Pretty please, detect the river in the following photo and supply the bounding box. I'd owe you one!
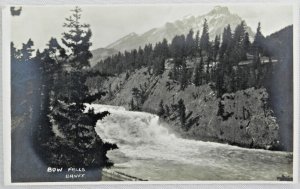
[88,104,293,181]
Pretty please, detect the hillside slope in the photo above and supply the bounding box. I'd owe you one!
[87,67,280,150]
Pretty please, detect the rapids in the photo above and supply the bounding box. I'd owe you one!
[87,104,293,181]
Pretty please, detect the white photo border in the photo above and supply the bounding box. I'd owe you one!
[1,0,299,187]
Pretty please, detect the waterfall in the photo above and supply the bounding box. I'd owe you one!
[86,104,292,181]
[90,104,176,144]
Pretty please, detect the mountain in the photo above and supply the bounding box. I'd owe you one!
[90,6,255,67]
[90,48,118,67]
[106,6,254,52]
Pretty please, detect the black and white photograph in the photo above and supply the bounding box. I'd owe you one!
[3,2,296,183]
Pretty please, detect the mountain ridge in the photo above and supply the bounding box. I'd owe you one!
[105,6,254,51]
[91,6,255,66]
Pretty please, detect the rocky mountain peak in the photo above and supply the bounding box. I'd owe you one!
[208,6,230,15]
[92,6,255,65]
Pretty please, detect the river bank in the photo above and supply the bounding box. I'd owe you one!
[87,67,286,150]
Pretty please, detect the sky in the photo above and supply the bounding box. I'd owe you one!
[11,4,293,51]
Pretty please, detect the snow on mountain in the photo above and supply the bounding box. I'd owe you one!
[105,6,254,52]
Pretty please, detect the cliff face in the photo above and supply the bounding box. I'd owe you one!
[89,67,280,150]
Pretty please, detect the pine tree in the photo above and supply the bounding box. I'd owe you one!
[46,7,116,168]
[131,87,141,109]
[231,21,246,64]
[206,42,214,83]
[220,25,232,61]
[200,56,205,85]
[169,63,178,81]
[253,55,263,87]
[200,18,210,55]
[185,29,194,57]
[243,32,250,60]
[132,87,140,100]
[158,100,165,116]
[11,39,37,113]
[213,35,220,62]
[11,39,36,121]
[62,7,92,70]
[251,22,266,89]
[35,38,63,151]
[194,62,202,86]
[170,35,186,64]
[178,99,186,129]
[252,22,265,55]
[161,38,170,59]
[11,42,19,88]
[20,39,34,63]
[153,57,165,75]
[216,64,225,97]
[136,46,144,69]
[193,30,200,57]
[180,61,188,90]
[216,27,229,97]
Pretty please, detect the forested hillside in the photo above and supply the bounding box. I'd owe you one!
[90,22,293,151]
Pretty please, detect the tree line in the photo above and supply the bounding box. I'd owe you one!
[95,19,274,97]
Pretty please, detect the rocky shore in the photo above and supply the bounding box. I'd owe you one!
[87,67,282,150]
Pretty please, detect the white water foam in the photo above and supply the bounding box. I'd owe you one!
[86,104,292,181]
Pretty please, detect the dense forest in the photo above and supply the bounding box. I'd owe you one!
[94,19,281,97]
[11,7,117,169]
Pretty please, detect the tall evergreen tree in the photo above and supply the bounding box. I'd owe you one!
[170,35,186,64]
[62,7,92,70]
[180,61,188,90]
[231,21,246,64]
[200,18,210,54]
[20,39,34,63]
[178,99,186,129]
[252,22,265,55]
[213,35,220,62]
[220,25,232,61]
[243,32,250,59]
[158,100,165,116]
[161,38,170,59]
[193,30,200,57]
[194,62,202,86]
[193,56,204,86]
[45,7,116,168]
[185,29,194,57]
